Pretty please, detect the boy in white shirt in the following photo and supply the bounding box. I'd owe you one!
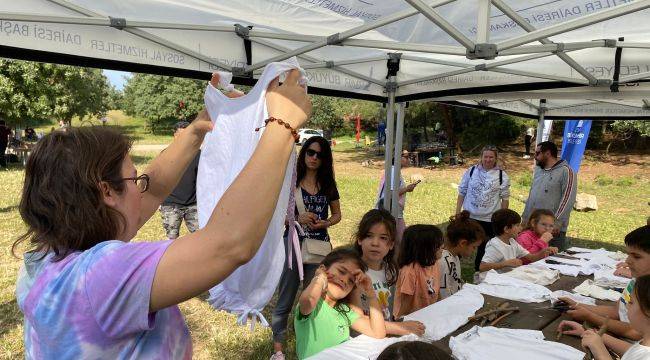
[479,209,552,272]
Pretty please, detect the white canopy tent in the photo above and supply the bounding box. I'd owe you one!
[2,0,649,214]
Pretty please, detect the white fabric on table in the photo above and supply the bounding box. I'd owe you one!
[305,334,421,360]
[594,269,630,289]
[403,287,484,341]
[531,250,620,277]
[450,326,585,360]
[465,270,551,303]
[197,58,305,329]
[573,279,621,302]
[622,342,650,360]
[550,290,596,305]
[506,265,560,286]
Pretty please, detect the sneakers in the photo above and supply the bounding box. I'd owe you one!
[270,351,285,360]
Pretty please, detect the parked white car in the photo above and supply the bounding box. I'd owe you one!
[297,128,324,145]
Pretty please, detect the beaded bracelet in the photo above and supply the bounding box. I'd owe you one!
[255,116,299,141]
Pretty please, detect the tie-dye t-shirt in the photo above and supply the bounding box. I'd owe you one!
[16,240,191,359]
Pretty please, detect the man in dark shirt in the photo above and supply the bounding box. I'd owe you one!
[0,120,11,168]
[159,121,200,239]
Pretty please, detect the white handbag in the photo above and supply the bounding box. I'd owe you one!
[294,187,332,264]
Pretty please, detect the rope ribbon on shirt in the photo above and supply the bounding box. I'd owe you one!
[286,154,305,280]
[236,308,270,331]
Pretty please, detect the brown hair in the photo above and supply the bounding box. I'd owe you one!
[13,127,132,261]
[354,208,398,286]
[526,208,555,231]
[491,209,521,236]
[446,210,486,246]
[398,224,444,268]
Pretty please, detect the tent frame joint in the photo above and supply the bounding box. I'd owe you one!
[467,43,497,60]
[475,63,487,71]
[552,42,565,54]
[327,33,341,45]
[325,61,335,69]
[109,16,126,30]
[604,39,618,48]
[592,79,613,87]
[234,24,251,39]
[385,81,398,92]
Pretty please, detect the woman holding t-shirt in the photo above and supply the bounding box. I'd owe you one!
[13,71,311,358]
[454,145,511,272]
[271,135,342,360]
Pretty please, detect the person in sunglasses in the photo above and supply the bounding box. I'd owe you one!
[271,135,341,360]
[13,70,311,359]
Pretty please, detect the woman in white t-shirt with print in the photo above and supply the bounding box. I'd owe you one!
[455,145,510,272]
[352,209,425,336]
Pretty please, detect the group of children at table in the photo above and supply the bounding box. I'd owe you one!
[291,204,650,360]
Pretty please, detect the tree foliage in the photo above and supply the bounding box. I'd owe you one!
[0,59,111,126]
[122,74,204,132]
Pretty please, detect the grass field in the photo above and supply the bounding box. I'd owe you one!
[0,122,648,359]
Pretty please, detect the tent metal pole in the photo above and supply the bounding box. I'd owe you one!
[341,39,466,56]
[248,37,385,86]
[404,0,476,50]
[383,83,396,213]
[497,0,650,51]
[535,100,546,146]
[618,42,650,49]
[488,68,591,85]
[491,0,598,84]
[391,103,406,216]
[244,0,457,72]
[41,0,234,71]
[476,0,492,44]
[498,41,606,56]
[520,100,540,111]
[398,68,476,87]
[398,52,561,87]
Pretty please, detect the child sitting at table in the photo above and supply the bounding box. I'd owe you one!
[351,209,426,336]
[439,210,485,299]
[294,247,386,359]
[561,225,650,341]
[393,224,444,319]
[479,209,553,272]
[516,208,559,258]
[558,274,650,359]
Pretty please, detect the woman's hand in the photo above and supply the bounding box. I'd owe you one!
[540,232,554,243]
[548,246,559,255]
[557,320,585,337]
[297,212,318,226]
[210,72,245,98]
[266,69,311,130]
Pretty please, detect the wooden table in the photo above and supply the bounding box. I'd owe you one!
[432,274,616,354]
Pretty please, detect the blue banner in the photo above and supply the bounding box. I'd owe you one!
[561,120,592,173]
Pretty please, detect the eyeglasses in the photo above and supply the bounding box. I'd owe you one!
[110,174,150,193]
[305,149,322,159]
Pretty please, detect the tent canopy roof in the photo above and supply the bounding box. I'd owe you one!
[2,0,650,118]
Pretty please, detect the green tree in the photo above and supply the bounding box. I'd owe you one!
[0,60,112,127]
[307,95,343,132]
[123,74,205,132]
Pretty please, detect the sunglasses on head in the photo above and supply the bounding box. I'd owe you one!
[305,149,322,159]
